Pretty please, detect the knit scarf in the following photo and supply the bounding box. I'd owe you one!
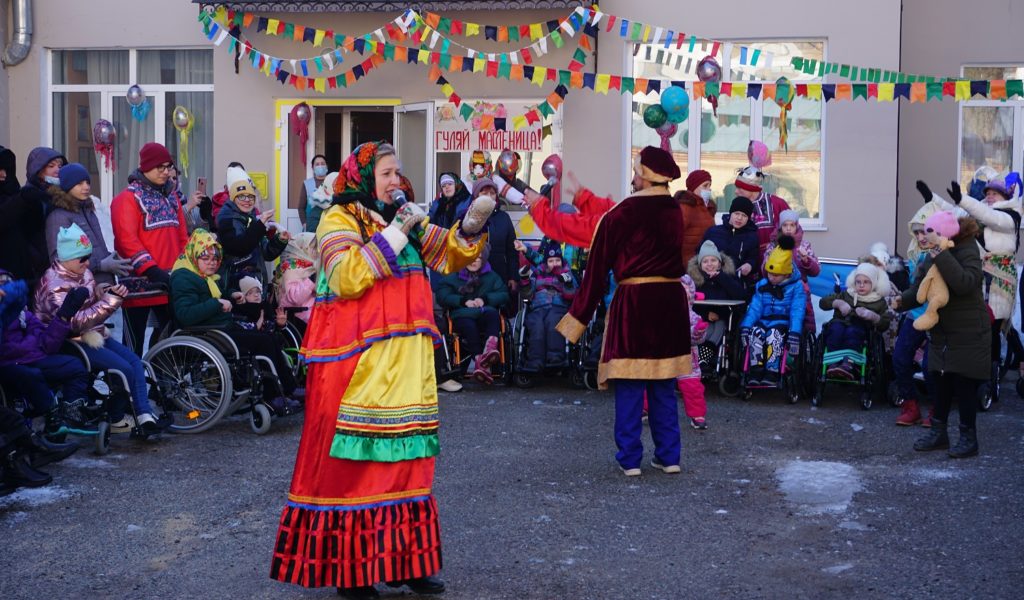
[457,263,491,295]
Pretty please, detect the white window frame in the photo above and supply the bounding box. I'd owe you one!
[46,48,215,205]
[625,39,828,229]
[957,64,1024,181]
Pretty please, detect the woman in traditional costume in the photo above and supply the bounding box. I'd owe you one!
[270,142,492,599]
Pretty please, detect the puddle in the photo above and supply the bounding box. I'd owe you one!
[776,460,863,515]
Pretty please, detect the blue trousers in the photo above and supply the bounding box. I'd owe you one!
[892,316,930,401]
[824,320,868,353]
[614,379,680,469]
[81,338,153,419]
[0,355,89,416]
[523,305,568,372]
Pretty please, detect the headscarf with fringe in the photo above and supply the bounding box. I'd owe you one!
[172,229,223,299]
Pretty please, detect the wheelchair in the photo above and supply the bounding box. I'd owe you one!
[436,308,514,385]
[509,297,589,389]
[690,300,747,397]
[144,317,300,435]
[0,340,162,455]
[809,320,887,410]
[730,327,815,404]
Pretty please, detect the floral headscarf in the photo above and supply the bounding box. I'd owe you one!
[172,229,223,299]
[333,141,388,206]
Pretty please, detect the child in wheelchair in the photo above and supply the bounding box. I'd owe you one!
[232,276,288,334]
[688,240,746,374]
[520,243,578,374]
[34,224,169,436]
[739,237,806,386]
[0,270,92,438]
[170,229,301,414]
[435,246,510,384]
[818,262,891,380]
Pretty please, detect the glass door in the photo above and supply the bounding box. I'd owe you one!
[393,102,435,206]
[106,90,158,197]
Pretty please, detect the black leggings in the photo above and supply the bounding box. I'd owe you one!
[931,372,981,429]
[222,329,297,396]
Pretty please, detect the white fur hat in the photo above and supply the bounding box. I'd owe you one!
[846,262,891,297]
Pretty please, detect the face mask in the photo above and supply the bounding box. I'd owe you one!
[44,175,60,186]
[313,165,328,178]
[699,189,713,202]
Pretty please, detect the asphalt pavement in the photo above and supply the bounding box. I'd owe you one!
[3,376,1023,599]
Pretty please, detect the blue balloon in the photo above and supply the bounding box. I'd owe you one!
[666,105,689,124]
[660,85,689,115]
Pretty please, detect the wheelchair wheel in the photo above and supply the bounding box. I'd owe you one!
[718,373,741,397]
[94,421,110,455]
[250,403,273,434]
[145,337,233,434]
[583,371,599,391]
[570,369,585,389]
[513,372,535,388]
[977,383,994,412]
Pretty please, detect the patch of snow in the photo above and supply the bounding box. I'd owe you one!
[850,423,864,432]
[62,457,117,469]
[0,485,76,509]
[838,521,869,531]
[3,511,29,526]
[126,524,143,532]
[714,509,728,514]
[909,467,960,483]
[773,435,783,440]
[532,400,544,405]
[776,460,863,515]
[802,417,826,425]
[822,563,854,575]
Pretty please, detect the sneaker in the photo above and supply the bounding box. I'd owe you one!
[826,364,851,380]
[110,416,135,433]
[690,417,708,430]
[479,336,500,368]
[136,413,164,435]
[438,379,463,393]
[651,460,681,474]
[620,465,642,477]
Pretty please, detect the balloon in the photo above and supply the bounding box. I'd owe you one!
[748,141,772,169]
[294,102,311,124]
[126,85,146,107]
[541,154,562,181]
[172,106,190,129]
[656,122,677,152]
[642,104,667,129]
[696,56,722,83]
[665,105,689,124]
[93,120,115,145]
[660,85,689,116]
[775,76,796,108]
[496,149,521,179]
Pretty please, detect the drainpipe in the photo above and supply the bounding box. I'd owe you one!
[2,0,33,67]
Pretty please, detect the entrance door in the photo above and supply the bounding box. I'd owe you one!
[393,102,434,206]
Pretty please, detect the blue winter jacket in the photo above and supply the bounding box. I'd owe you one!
[740,273,806,335]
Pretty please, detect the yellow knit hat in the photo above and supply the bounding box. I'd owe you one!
[765,235,795,276]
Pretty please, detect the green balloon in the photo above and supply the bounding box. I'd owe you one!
[643,104,668,129]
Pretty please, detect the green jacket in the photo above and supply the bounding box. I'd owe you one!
[436,268,510,320]
[819,290,890,331]
[170,269,232,329]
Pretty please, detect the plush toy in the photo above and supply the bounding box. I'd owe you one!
[913,211,958,331]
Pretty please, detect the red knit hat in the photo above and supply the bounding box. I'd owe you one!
[139,142,173,172]
[634,146,680,183]
[685,169,711,192]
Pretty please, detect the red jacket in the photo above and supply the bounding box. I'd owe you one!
[111,173,188,308]
[529,187,615,249]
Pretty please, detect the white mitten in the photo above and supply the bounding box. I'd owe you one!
[461,194,496,235]
[833,299,852,315]
[854,307,880,323]
[491,173,525,205]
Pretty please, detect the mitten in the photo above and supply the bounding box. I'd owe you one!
[786,332,801,356]
[99,255,133,277]
[946,181,962,204]
[855,306,881,323]
[379,202,427,254]
[198,196,213,224]
[57,287,90,320]
[915,180,932,204]
[832,298,852,316]
[143,266,170,288]
[560,271,573,284]
[461,194,496,235]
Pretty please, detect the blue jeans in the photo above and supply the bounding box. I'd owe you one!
[0,355,89,416]
[81,338,153,418]
[614,379,680,469]
[892,316,929,401]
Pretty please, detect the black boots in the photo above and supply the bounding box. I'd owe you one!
[914,419,949,451]
[387,576,446,595]
[948,425,979,458]
[3,449,53,490]
[336,586,379,599]
[23,432,79,468]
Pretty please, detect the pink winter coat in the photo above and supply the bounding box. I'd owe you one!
[35,261,122,343]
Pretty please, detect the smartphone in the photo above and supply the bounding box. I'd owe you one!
[197,176,208,196]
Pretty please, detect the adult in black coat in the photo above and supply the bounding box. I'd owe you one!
[700,197,760,290]
[1,146,67,284]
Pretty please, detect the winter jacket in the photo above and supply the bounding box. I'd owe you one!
[170,269,232,329]
[436,266,509,321]
[278,277,316,323]
[676,190,717,265]
[482,209,519,286]
[933,192,1021,320]
[34,262,121,343]
[901,219,990,380]
[111,170,188,308]
[13,148,66,285]
[740,273,806,335]
[700,215,760,283]
[0,290,72,367]
[45,188,115,286]
[751,193,792,254]
[428,172,471,230]
[686,254,745,301]
[762,224,820,333]
[215,200,288,293]
[818,290,890,331]
[0,146,48,283]
[528,267,577,311]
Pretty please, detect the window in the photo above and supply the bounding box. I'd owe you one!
[629,40,826,222]
[48,49,214,205]
[959,66,1024,186]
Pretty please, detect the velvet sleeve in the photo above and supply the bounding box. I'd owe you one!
[556,210,614,342]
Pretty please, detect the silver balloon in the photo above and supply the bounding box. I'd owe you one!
[172,107,190,129]
[126,84,146,107]
[696,56,723,84]
[294,103,311,124]
[93,120,115,145]
[496,149,520,179]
